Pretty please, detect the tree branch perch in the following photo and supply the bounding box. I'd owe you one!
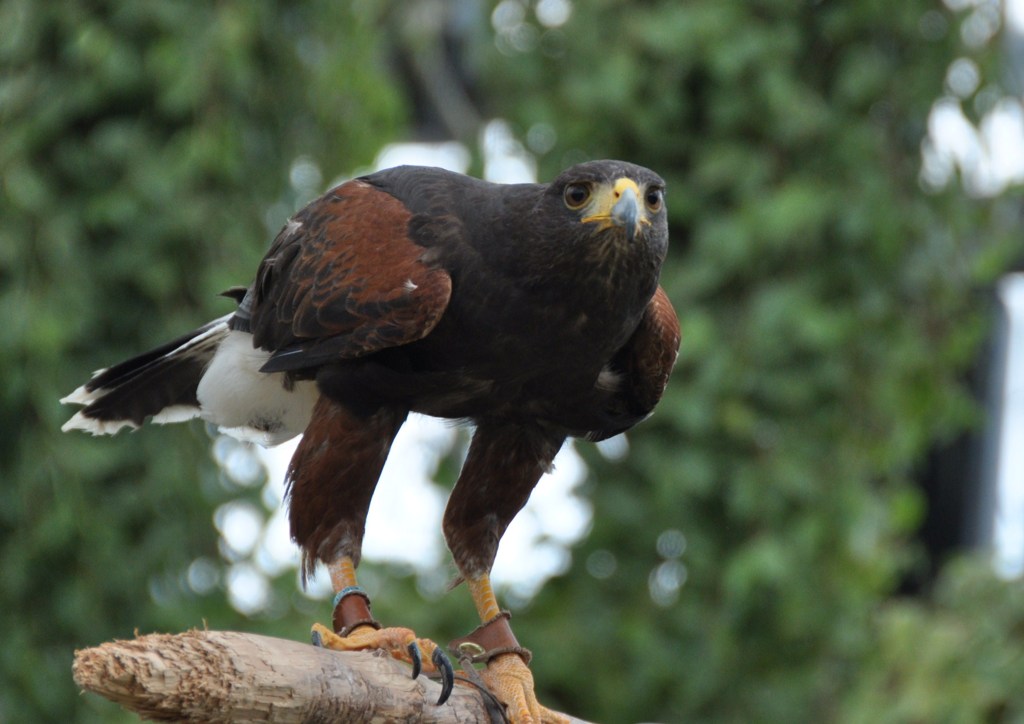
[73,630,590,723]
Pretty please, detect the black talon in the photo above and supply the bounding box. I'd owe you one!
[432,646,454,705]
[408,641,422,681]
[311,630,324,648]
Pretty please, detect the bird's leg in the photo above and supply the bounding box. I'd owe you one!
[310,554,454,705]
[443,422,570,724]
[445,572,567,724]
[326,555,379,635]
[468,572,502,622]
[290,398,452,702]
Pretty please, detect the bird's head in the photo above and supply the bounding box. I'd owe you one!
[548,160,668,261]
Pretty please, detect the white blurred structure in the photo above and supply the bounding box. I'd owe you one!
[993,275,1024,577]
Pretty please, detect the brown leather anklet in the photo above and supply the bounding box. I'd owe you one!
[331,586,381,636]
[448,611,532,665]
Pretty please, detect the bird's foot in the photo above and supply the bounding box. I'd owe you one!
[480,653,570,724]
[310,586,453,704]
[312,622,454,704]
[449,611,569,724]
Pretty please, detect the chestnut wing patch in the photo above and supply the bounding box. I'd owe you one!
[588,285,680,441]
[251,180,452,373]
[625,285,681,415]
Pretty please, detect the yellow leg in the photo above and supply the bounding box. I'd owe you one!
[462,572,569,724]
[467,572,502,622]
[311,555,454,704]
[327,556,358,591]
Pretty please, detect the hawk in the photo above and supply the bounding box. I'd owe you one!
[62,160,680,722]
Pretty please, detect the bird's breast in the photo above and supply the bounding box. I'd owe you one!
[407,267,649,390]
[334,224,662,422]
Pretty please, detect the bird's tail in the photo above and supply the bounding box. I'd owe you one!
[61,315,233,436]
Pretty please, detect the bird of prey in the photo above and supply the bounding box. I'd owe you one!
[62,160,680,722]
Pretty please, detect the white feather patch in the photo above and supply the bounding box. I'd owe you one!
[196,330,319,447]
[59,381,102,406]
[179,315,233,352]
[151,404,202,425]
[61,412,138,436]
[216,423,300,447]
[596,365,621,391]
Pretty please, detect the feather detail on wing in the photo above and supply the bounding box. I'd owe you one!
[248,180,452,373]
[588,286,680,441]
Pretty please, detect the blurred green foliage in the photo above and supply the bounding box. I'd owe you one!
[840,559,1024,724]
[3,0,1024,722]
[485,1,1024,721]
[0,1,403,721]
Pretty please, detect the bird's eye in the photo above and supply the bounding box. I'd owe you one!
[563,183,591,209]
[645,187,664,212]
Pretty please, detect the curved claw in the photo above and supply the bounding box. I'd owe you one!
[311,622,452,706]
[408,640,422,681]
[432,646,454,706]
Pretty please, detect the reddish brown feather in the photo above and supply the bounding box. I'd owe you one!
[252,180,451,366]
[582,285,680,442]
[631,285,681,411]
[442,421,564,579]
[286,396,406,580]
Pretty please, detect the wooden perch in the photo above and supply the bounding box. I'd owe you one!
[73,630,591,723]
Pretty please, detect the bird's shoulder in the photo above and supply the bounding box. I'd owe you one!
[239,175,454,369]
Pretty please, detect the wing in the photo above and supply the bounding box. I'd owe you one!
[244,178,453,373]
[589,285,681,441]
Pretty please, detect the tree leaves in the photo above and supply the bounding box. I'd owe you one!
[1,3,403,721]
[486,1,1020,721]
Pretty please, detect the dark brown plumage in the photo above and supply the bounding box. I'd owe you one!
[62,160,680,721]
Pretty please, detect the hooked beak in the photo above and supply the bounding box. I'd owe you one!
[581,177,646,241]
[610,182,641,242]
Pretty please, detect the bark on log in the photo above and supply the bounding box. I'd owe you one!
[72,630,590,723]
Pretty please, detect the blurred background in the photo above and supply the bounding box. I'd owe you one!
[3,1,1024,721]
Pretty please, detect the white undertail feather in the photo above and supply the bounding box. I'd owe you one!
[61,384,138,435]
[196,330,318,446]
[150,404,203,425]
[61,413,139,436]
[60,317,234,436]
[60,375,108,407]
[61,317,318,446]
